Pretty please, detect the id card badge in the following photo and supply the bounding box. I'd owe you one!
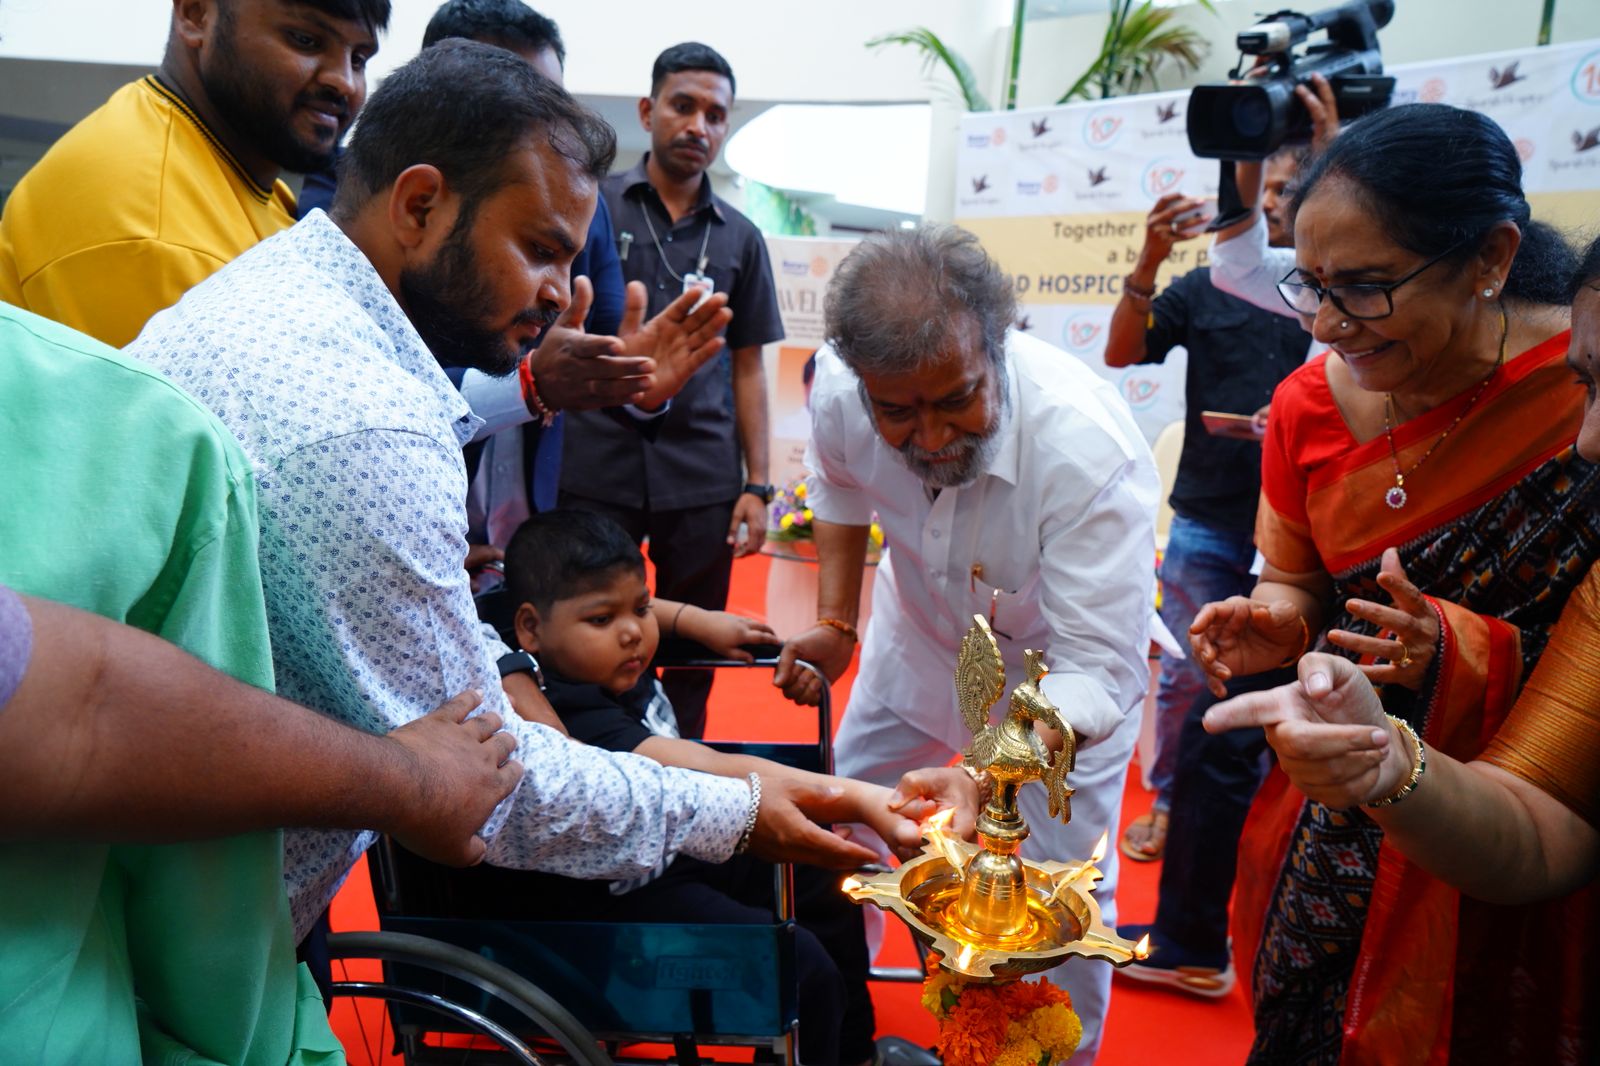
[682,271,715,311]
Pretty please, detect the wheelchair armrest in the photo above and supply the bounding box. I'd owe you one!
[652,637,784,667]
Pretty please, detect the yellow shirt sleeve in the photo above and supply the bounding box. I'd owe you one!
[15,239,228,350]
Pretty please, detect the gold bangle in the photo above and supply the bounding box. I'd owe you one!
[1275,614,1312,669]
[1366,715,1427,808]
[817,617,858,643]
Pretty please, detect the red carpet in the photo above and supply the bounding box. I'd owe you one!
[329,551,1254,1062]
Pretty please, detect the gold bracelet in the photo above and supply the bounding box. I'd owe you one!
[817,617,858,643]
[1275,614,1313,669]
[1366,715,1427,808]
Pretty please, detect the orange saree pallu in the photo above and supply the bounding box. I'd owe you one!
[1237,333,1600,1065]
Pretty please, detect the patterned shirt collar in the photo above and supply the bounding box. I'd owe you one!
[292,209,481,446]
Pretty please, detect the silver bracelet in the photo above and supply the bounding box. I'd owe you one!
[733,771,762,854]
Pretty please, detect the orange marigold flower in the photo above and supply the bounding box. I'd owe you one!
[936,997,1010,1066]
[1001,976,1073,1014]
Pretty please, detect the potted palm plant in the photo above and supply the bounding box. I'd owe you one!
[868,0,1217,111]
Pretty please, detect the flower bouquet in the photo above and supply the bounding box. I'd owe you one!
[766,477,884,559]
[921,954,1083,1066]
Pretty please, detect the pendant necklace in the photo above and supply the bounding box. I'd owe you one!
[1382,307,1507,510]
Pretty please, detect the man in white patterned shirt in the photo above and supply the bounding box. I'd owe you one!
[129,41,905,941]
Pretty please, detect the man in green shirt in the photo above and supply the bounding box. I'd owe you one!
[0,301,516,1062]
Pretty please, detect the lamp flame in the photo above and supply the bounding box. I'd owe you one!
[1089,830,1109,864]
[923,806,968,880]
[842,876,862,893]
[956,943,977,971]
[1134,933,1151,959]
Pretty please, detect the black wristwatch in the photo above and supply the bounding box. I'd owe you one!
[742,482,775,504]
[496,650,546,690]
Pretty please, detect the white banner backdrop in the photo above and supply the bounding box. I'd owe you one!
[762,234,860,491]
[954,38,1600,442]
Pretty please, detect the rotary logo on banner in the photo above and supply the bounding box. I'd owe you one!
[955,38,1600,441]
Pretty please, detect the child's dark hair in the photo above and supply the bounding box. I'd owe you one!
[504,510,644,614]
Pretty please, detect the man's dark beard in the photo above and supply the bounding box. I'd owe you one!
[204,13,347,174]
[399,215,556,376]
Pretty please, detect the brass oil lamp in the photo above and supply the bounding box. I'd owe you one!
[844,615,1149,980]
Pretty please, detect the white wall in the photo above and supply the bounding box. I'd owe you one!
[3,0,1596,220]
[0,0,1016,101]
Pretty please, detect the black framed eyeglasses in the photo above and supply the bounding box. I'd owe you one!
[1276,239,1471,321]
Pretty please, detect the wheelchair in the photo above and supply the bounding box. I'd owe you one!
[343,569,844,1064]
[324,928,610,1065]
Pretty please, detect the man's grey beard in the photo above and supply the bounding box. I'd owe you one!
[860,360,1011,490]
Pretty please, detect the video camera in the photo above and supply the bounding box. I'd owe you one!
[1186,0,1396,160]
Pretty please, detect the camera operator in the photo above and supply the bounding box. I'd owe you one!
[1209,72,1344,316]
[1104,170,1312,873]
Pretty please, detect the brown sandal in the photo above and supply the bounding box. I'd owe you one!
[1119,809,1169,862]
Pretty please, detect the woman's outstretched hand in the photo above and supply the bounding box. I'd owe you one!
[1189,596,1308,698]
[1203,652,1412,808]
[1327,548,1439,691]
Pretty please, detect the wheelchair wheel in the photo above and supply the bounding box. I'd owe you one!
[327,930,612,1065]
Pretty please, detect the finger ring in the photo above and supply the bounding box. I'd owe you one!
[1398,649,1414,668]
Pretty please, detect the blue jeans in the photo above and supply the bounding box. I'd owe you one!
[1150,513,1258,810]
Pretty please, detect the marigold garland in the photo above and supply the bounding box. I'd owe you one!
[921,953,1083,1066]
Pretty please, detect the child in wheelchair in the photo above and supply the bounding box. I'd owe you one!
[495,509,967,1065]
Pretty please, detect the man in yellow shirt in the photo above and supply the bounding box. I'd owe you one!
[0,0,386,347]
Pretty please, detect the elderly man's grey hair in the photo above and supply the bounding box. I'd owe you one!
[824,224,1016,379]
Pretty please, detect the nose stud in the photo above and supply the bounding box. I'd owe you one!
[1340,320,1350,331]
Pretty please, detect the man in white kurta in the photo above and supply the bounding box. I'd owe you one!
[775,225,1159,1063]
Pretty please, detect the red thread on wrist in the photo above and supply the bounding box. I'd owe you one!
[519,358,557,427]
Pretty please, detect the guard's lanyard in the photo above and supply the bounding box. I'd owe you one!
[641,203,711,282]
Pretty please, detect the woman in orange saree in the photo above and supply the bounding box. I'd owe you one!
[1188,104,1600,1064]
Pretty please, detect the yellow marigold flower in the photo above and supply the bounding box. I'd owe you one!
[992,1034,1045,1066]
[920,970,960,1018]
[1026,1004,1082,1060]
[795,482,807,500]
[780,513,795,530]
[802,508,814,522]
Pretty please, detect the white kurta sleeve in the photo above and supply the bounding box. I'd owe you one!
[1209,214,1300,319]
[803,348,877,527]
[1035,446,1159,747]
